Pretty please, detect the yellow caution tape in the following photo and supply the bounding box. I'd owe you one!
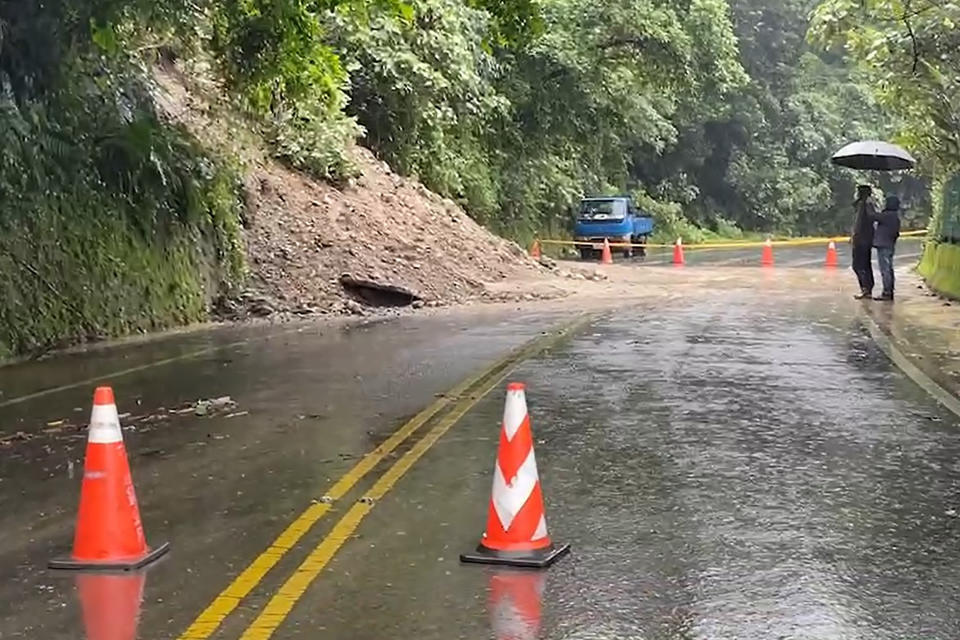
[538,229,928,250]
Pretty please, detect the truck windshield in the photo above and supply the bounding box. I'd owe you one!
[579,199,626,221]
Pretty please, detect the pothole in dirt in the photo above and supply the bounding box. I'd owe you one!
[340,275,422,308]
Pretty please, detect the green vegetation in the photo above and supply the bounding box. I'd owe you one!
[809,0,960,297]
[2,0,954,356]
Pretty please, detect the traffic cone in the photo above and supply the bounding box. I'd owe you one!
[488,571,545,640]
[672,237,685,266]
[461,383,569,568]
[75,572,146,640]
[761,238,774,267]
[528,240,541,260]
[49,387,169,571]
[600,239,613,265]
[825,240,838,268]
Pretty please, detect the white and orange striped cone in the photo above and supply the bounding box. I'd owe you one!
[488,571,545,640]
[461,383,569,568]
[49,387,169,570]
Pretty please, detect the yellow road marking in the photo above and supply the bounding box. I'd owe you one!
[177,319,586,640]
[237,360,520,640]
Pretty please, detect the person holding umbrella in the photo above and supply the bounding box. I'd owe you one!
[850,185,877,299]
[831,140,915,301]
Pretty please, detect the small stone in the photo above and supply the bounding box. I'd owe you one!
[249,302,274,317]
[343,300,366,316]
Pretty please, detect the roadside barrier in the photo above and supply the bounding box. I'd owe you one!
[600,238,613,265]
[826,240,839,268]
[49,387,169,571]
[673,237,685,266]
[528,240,541,259]
[762,238,774,267]
[460,382,569,568]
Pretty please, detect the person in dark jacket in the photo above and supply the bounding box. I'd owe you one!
[873,195,902,301]
[850,185,877,299]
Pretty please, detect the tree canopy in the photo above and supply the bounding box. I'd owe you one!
[0,0,939,244]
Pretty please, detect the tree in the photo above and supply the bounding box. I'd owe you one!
[809,0,960,171]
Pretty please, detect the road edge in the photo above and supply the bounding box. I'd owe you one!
[862,312,960,419]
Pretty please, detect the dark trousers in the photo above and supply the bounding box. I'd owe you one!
[852,244,874,293]
[876,246,895,295]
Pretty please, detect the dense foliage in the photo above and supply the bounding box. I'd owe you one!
[3,0,933,244]
[809,0,959,237]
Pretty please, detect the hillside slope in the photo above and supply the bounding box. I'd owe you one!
[153,62,562,320]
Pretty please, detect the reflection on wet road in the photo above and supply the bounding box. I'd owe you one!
[1,242,957,640]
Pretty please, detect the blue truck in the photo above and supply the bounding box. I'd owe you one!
[573,196,655,260]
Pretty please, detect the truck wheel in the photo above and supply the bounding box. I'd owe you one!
[636,236,648,260]
[579,247,592,261]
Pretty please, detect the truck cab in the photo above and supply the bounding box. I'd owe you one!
[574,196,654,260]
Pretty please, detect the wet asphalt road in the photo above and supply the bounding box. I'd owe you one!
[1,240,957,639]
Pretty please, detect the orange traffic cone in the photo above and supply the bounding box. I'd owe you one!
[600,239,613,265]
[528,240,541,260]
[673,237,685,266]
[488,571,545,640]
[75,572,146,640]
[49,387,169,570]
[461,383,569,568]
[761,238,774,267]
[825,240,838,268]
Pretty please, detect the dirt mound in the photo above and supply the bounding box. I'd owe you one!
[151,62,564,319]
[234,148,560,318]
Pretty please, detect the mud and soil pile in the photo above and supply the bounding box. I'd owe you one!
[233,149,565,318]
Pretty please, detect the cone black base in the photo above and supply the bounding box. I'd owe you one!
[49,542,170,571]
[460,542,569,569]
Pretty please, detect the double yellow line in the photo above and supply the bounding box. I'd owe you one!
[177,316,590,640]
